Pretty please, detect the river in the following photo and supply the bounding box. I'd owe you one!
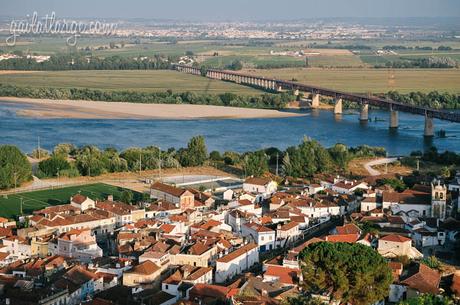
[0,101,458,155]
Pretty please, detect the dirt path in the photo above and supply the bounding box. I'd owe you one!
[364,158,398,176]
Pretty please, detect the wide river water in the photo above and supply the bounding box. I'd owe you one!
[0,101,458,155]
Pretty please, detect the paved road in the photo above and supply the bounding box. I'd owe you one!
[364,157,398,176]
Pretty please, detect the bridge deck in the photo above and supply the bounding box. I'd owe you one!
[174,65,460,123]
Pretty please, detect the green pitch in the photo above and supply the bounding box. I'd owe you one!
[0,183,140,219]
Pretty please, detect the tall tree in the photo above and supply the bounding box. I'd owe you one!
[243,150,268,177]
[329,143,350,170]
[300,242,392,305]
[0,145,32,189]
[120,190,134,204]
[182,136,208,167]
[38,156,71,177]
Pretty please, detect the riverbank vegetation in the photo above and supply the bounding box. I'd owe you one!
[385,91,460,109]
[375,56,458,69]
[0,83,294,109]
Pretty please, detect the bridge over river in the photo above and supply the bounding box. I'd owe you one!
[174,64,460,137]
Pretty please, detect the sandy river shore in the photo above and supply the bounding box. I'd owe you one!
[0,97,306,120]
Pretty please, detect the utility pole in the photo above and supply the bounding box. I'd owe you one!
[139,151,142,175]
[20,197,23,215]
[57,167,60,187]
[158,147,162,181]
[275,153,279,176]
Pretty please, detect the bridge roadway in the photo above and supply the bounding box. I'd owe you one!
[173,64,460,125]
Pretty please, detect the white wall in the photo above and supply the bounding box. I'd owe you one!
[215,247,258,283]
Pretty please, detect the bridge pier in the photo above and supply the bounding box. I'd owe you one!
[389,110,399,129]
[424,115,434,137]
[333,98,343,115]
[360,104,369,121]
[311,93,320,109]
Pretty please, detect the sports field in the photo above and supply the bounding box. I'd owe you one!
[0,70,261,95]
[0,183,141,219]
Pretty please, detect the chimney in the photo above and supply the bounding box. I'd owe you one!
[107,195,114,202]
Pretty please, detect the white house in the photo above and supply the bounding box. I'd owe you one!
[215,243,258,283]
[306,184,324,195]
[243,177,277,196]
[0,236,31,261]
[377,234,423,259]
[54,229,103,261]
[162,265,213,300]
[276,221,301,248]
[242,222,276,252]
[70,194,95,211]
[332,180,368,195]
[223,189,234,201]
[361,197,378,212]
[412,228,446,248]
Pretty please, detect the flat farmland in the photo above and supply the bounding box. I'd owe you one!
[251,68,460,94]
[0,70,261,95]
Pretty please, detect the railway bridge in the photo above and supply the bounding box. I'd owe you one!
[174,64,460,137]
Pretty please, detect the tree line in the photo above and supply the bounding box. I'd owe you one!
[375,56,458,69]
[382,45,454,51]
[0,136,386,190]
[0,84,294,109]
[3,135,460,190]
[1,83,458,110]
[385,91,460,109]
[0,53,174,71]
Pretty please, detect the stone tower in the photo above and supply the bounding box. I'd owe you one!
[431,180,447,220]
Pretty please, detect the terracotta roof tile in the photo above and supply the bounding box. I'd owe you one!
[216,243,258,263]
[402,264,440,294]
[380,234,411,243]
[264,266,299,285]
[244,177,272,186]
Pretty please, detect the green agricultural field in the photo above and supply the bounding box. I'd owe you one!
[253,68,460,94]
[0,70,261,95]
[306,55,365,68]
[201,54,306,69]
[0,183,141,219]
